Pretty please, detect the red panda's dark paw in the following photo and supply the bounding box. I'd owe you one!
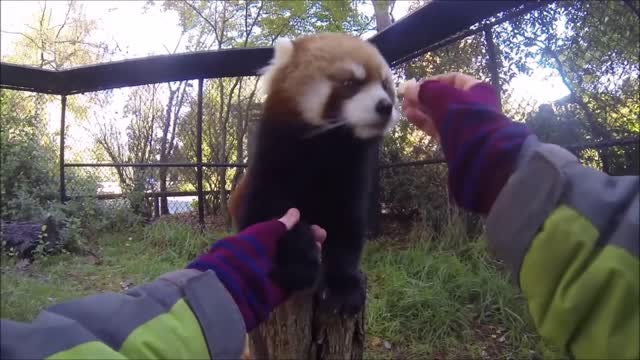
[270,222,322,292]
[270,260,321,292]
[319,271,366,317]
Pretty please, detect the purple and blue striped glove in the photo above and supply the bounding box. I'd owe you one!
[416,79,531,214]
[187,209,324,331]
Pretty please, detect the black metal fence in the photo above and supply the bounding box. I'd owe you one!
[2,0,638,232]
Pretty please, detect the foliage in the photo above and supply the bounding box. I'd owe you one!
[0,90,57,221]
[0,1,139,254]
[495,0,639,174]
[380,0,639,222]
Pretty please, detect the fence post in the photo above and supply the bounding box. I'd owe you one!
[59,95,67,202]
[483,28,502,109]
[196,79,205,228]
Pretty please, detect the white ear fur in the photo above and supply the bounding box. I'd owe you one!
[258,38,294,95]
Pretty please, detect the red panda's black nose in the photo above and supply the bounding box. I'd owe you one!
[375,99,393,118]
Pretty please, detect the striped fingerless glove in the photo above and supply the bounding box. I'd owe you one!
[187,220,288,331]
[417,80,531,214]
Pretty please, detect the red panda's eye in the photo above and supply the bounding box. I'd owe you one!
[342,79,356,88]
[341,79,362,96]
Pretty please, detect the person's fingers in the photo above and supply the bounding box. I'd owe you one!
[277,208,300,230]
[429,72,480,90]
[404,105,434,133]
[310,225,327,252]
[403,104,428,124]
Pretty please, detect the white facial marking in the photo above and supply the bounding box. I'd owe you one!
[346,62,366,80]
[342,83,399,139]
[299,78,332,126]
[258,38,294,95]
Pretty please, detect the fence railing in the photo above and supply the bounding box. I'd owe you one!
[2,0,638,233]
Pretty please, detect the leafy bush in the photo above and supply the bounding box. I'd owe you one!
[1,89,142,254]
[1,92,58,222]
[379,117,466,231]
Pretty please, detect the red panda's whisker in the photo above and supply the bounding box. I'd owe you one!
[303,121,346,139]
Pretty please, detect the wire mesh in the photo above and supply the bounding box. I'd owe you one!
[28,0,639,230]
[65,165,200,217]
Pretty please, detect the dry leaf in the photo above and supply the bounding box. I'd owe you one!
[371,337,382,347]
[120,280,134,290]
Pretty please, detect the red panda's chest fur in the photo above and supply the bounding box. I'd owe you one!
[235,113,377,300]
[243,114,377,227]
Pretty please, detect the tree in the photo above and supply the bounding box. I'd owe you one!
[496,1,639,173]
[1,0,118,246]
[2,1,115,122]
[158,78,189,215]
[93,85,164,215]
[0,0,113,209]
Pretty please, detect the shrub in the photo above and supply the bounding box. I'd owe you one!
[1,89,142,255]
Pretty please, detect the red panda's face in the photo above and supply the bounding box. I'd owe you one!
[260,33,399,139]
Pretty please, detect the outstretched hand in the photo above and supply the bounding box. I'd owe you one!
[187,208,326,331]
[401,73,483,140]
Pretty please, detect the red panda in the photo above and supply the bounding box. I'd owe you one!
[229,33,399,315]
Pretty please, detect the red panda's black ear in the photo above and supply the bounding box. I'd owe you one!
[258,38,294,96]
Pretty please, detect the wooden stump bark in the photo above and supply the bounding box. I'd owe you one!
[247,276,366,360]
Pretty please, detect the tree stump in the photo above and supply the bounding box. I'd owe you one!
[0,216,61,259]
[247,276,366,360]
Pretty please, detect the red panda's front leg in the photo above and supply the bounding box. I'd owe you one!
[318,215,367,316]
[238,185,322,293]
[271,220,322,291]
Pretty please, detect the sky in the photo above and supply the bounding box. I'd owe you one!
[1,0,570,159]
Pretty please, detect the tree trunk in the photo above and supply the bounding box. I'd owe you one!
[483,28,502,109]
[159,167,170,215]
[248,276,366,359]
[372,0,393,32]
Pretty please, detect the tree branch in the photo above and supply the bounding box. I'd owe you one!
[55,1,73,40]
[184,1,217,34]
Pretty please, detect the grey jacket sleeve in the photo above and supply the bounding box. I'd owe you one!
[1,269,247,359]
[485,135,639,359]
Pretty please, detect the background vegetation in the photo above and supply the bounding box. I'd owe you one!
[1,0,638,358]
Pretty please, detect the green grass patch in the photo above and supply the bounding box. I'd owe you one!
[1,219,562,358]
[1,221,224,321]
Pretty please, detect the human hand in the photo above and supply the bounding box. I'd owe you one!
[399,72,530,215]
[400,73,483,140]
[187,208,326,331]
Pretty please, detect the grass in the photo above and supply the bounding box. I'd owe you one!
[1,218,563,359]
[1,221,224,322]
[361,222,558,359]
